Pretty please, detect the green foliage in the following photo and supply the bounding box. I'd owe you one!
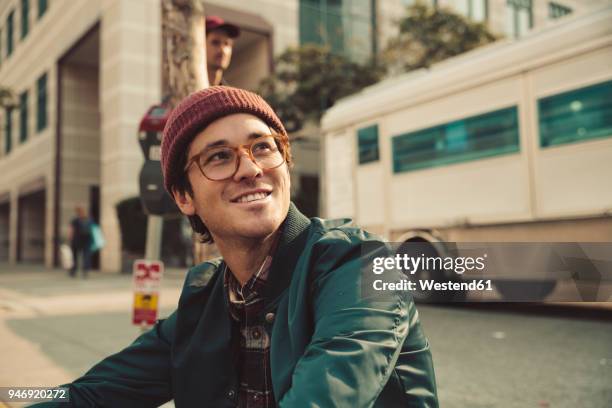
[382,2,499,74]
[258,3,498,131]
[258,44,384,132]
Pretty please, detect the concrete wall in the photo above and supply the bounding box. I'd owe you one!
[18,189,45,263]
[0,200,9,261]
[225,35,270,91]
[99,0,161,272]
[60,63,100,242]
[0,0,102,267]
[205,0,299,56]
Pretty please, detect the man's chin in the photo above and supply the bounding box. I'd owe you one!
[235,220,280,240]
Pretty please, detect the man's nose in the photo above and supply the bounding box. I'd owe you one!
[232,153,262,182]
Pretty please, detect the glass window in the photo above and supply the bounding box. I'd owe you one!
[19,91,28,143]
[4,108,12,154]
[21,0,29,39]
[455,0,469,17]
[548,2,571,19]
[36,73,47,132]
[506,0,532,39]
[471,0,487,22]
[38,0,47,19]
[357,124,379,164]
[299,0,375,63]
[450,0,487,22]
[7,11,14,57]
[539,80,612,148]
[392,106,520,173]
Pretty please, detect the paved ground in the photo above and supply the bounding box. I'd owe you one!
[1,264,611,407]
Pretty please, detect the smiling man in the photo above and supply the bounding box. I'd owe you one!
[31,87,437,407]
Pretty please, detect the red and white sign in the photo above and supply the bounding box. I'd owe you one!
[132,260,164,326]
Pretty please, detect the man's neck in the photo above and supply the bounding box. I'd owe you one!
[215,232,279,286]
[208,68,224,86]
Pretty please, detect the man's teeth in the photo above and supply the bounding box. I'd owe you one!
[237,192,268,203]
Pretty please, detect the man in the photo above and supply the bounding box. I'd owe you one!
[205,15,240,86]
[67,206,93,278]
[33,87,437,407]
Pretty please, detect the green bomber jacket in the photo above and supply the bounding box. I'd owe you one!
[32,203,438,407]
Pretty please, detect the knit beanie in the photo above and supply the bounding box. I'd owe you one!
[161,86,287,194]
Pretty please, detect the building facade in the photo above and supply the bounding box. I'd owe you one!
[396,0,608,38]
[0,0,302,271]
[0,0,603,271]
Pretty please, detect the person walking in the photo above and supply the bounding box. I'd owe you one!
[67,206,93,278]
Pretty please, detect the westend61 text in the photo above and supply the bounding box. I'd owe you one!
[373,279,493,292]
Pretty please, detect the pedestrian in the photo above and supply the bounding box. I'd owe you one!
[205,15,240,86]
[32,87,438,407]
[67,206,93,279]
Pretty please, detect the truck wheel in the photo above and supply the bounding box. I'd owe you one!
[398,239,466,303]
[494,280,557,301]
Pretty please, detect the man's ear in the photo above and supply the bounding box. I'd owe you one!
[172,186,196,216]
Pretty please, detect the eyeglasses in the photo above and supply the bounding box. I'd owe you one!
[185,134,288,181]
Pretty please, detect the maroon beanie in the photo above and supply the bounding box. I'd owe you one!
[161,86,287,194]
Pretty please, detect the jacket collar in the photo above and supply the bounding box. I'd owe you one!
[263,202,311,305]
[184,203,311,307]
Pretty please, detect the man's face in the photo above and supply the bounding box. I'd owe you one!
[206,30,234,71]
[175,113,291,243]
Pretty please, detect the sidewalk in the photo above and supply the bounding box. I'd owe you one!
[0,263,186,407]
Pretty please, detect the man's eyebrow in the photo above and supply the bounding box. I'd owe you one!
[201,132,270,150]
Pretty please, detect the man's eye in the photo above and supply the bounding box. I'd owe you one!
[203,150,232,165]
[253,141,275,152]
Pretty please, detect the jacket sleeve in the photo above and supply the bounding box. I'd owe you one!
[278,231,438,408]
[29,312,175,408]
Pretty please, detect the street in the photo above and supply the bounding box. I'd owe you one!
[1,265,611,408]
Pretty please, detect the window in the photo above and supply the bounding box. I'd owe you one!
[7,11,14,57]
[549,2,571,19]
[357,124,379,164]
[299,0,376,63]
[19,91,28,143]
[21,0,29,39]
[539,80,612,148]
[392,107,519,173]
[38,0,47,19]
[454,0,487,22]
[506,0,532,39]
[36,73,47,132]
[4,108,12,154]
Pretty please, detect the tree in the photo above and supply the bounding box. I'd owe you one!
[0,87,17,109]
[382,2,499,75]
[258,44,384,132]
[161,0,208,107]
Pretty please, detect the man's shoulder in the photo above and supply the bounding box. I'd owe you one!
[183,257,223,288]
[308,216,384,250]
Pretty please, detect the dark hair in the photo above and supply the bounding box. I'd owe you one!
[171,132,293,244]
[173,154,214,244]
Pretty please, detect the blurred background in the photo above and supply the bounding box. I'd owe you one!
[0,0,611,407]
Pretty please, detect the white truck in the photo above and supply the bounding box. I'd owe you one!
[320,6,612,301]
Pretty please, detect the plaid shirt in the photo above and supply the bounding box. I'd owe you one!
[225,255,275,408]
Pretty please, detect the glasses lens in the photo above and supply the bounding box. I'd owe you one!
[195,135,286,181]
[199,147,237,180]
[251,136,284,169]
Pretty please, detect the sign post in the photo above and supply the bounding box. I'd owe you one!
[132,259,164,329]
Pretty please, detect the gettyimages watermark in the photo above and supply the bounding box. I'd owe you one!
[361,242,612,302]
